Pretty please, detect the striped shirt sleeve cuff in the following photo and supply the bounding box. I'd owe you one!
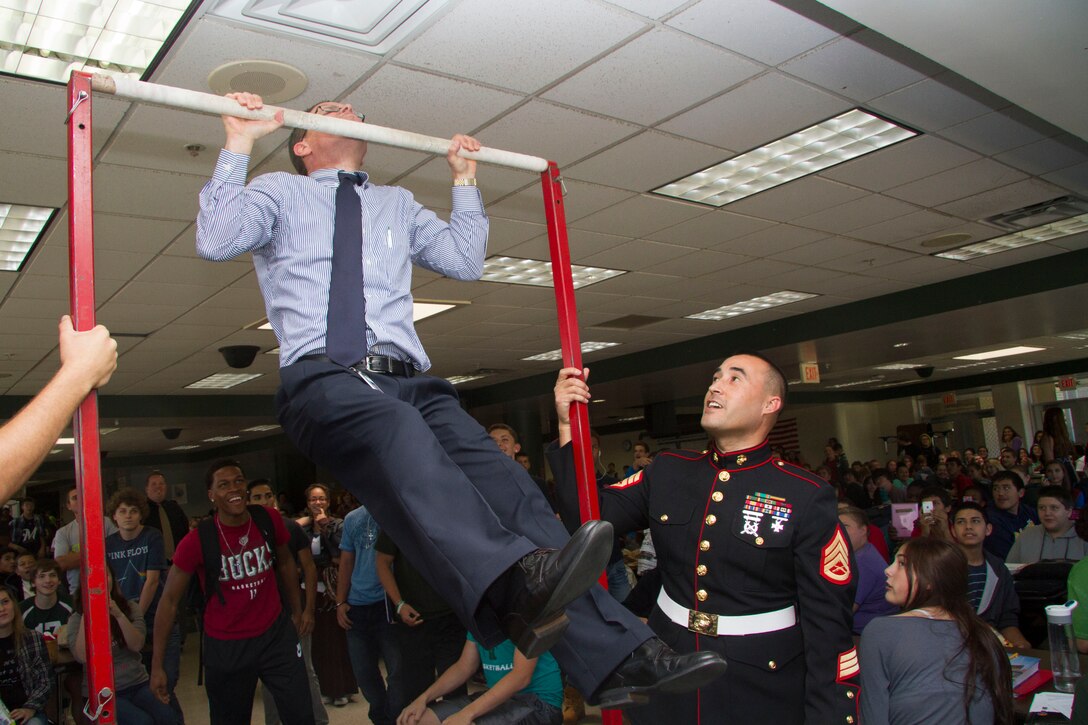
[212,148,251,185]
[451,185,485,213]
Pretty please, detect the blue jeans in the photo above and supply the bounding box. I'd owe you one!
[345,601,402,725]
[20,712,47,725]
[142,620,184,721]
[116,682,178,725]
[605,559,631,603]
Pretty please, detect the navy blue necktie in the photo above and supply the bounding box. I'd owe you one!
[327,171,367,366]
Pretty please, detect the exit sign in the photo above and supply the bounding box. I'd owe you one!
[1059,377,1078,390]
[942,392,957,406]
[801,362,821,384]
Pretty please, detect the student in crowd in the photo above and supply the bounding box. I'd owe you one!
[860,538,1013,725]
[1,548,23,600]
[1001,426,1024,454]
[1006,486,1087,564]
[0,587,51,725]
[951,502,1031,649]
[985,470,1039,560]
[397,634,563,725]
[838,506,897,634]
[1044,460,1085,507]
[10,499,47,559]
[1068,556,1088,654]
[248,479,329,725]
[1041,407,1076,465]
[14,553,36,601]
[68,569,177,724]
[18,559,72,636]
[915,487,953,542]
[52,486,118,596]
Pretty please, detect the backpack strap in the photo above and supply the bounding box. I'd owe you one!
[197,517,227,608]
[247,505,278,565]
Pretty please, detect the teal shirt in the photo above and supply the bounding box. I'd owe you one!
[467,633,563,709]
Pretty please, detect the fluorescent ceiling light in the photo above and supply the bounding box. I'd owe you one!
[0,0,190,84]
[615,415,644,423]
[893,342,910,348]
[686,291,817,321]
[257,321,274,330]
[481,256,626,289]
[652,109,917,207]
[0,204,55,272]
[185,372,262,389]
[954,346,1045,361]
[874,363,926,371]
[241,424,280,432]
[413,302,455,322]
[56,437,75,445]
[168,444,199,450]
[445,374,487,385]
[1056,330,1088,341]
[522,341,621,362]
[936,213,1088,261]
[203,435,240,442]
[826,377,885,389]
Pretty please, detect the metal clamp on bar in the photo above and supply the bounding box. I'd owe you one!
[65,90,88,125]
[83,687,114,722]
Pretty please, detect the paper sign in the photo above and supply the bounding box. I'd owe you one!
[1029,692,1074,717]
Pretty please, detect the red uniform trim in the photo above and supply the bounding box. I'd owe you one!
[608,470,644,489]
[709,438,769,456]
[774,460,827,489]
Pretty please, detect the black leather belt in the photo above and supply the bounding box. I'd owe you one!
[299,353,417,377]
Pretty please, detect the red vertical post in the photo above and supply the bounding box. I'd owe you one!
[540,162,623,725]
[66,70,116,724]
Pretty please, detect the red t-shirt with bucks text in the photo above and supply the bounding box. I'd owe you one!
[173,507,288,639]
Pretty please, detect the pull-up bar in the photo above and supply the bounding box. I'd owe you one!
[68,70,617,725]
[88,74,549,173]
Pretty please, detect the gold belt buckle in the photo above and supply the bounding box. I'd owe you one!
[687,610,718,636]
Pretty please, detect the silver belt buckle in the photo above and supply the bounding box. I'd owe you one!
[364,356,382,374]
[688,610,718,636]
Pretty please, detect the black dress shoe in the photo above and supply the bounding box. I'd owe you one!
[502,519,614,659]
[592,638,728,709]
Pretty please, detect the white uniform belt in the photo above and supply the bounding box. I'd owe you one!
[657,589,796,636]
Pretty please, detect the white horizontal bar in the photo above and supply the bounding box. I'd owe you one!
[90,74,550,173]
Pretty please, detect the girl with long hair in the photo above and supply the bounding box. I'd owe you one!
[0,587,51,724]
[1001,426,1024,453]
[859,538,1014,725]
[68,569,177,724]
[1042,408,1075,463]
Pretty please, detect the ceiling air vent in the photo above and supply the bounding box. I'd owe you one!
[209,0,453,55]
[985,196,1088,231]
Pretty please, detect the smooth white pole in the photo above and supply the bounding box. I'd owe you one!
[90,74,550,173]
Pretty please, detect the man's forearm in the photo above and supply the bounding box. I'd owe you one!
[336,551,354,605]
[152,595,177,669]
[0,367,96,500]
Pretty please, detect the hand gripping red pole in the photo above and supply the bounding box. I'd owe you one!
[540,162,623,725]
[66,71,117,724]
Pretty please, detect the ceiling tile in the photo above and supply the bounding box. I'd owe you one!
[0,78,129,159]
[645,209,775,248]
[579,240,697,271]
[792,194,919,234]
[482,218,548,255]
[347,64,520,139]
[993,135,1088,176]
[868,74,997,132]
[603,0,690,19]
[135,256,251,287]
[92,165,205,221]
[487,181,636,224]
[769,237,875,265]
[397,158,537,212]
[477,100,640,167]
[106,281,218,309]
[819,246,919,274]
[726,176,869,222]
[543,27,761,125]
[891,221,1001,251]
[936,178,1069,220]
[820,136,980,192]
[939,110,1051,157]
[582,271,684,297]
[395,0,648,92]
[780,30,929,103]
[884,158,1027,207]
[1042,161,1088,198]
[0,152,66,207]
[712,224,827,257]
[851,210,962,246]
[97,302,189,329]
[9,274,68,301]
[769,267,853,295]
[564,130,728,191]
[961,243,1071,269]
[865,255,977,284]
[648,249,751,277]
[660,71,848,151]
[574,194,710,237]
[666,0,854,66]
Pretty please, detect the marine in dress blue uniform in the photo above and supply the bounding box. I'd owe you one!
[550,355,861,724]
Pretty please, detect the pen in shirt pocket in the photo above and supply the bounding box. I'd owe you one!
[387,228,392,248]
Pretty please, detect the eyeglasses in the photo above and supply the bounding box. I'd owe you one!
[312,103,365,122]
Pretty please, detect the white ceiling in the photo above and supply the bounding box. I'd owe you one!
[1,0,1087,458]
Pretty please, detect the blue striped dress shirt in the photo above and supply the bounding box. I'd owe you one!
[196,149,489,369]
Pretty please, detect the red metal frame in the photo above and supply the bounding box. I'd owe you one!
[541,162,622,725]
[67,71,116,723]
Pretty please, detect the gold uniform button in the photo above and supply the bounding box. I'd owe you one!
[700,540,711,551]
[717,470,730,482]
[705,515,717,526]
[755,536,764,546]
[736,455,747,465]
[768,660,776,670]
[696,589,707,602]
[846,717,855,724]
[696,564,707,576]
[659,514,669,522]
[846,691,855,700]
[712,453,719,463]
[776,460,785,467]
[711,491,724,503]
